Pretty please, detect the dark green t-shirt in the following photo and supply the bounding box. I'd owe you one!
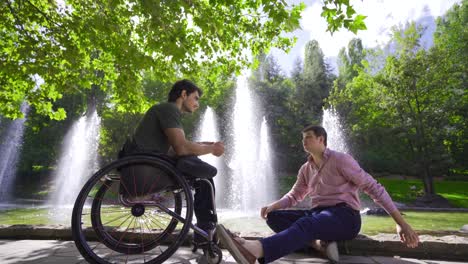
[132,102,182,154]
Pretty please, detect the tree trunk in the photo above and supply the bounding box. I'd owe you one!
[412,80,435,196]
[422,160,435,195]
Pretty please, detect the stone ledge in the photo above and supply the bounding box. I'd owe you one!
[0,224,73,240]
[1,225,467,261]
[336,234,468,261]
[399,207,468,212]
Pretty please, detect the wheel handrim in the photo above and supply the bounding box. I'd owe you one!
[71,156,193,264]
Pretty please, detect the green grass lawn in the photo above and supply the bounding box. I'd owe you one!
[0,208,52,225]
[376,178,468,208]
[361,211,468,235]
[1,208,467,236]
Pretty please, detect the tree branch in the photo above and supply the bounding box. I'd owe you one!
[24,0,62,28]
[5,0,30,37]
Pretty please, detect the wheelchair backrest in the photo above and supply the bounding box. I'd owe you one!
[119,157,177,198]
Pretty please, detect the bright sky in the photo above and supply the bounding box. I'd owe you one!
[271,0,461,75]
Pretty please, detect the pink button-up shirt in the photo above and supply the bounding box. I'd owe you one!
[278,148,398,214]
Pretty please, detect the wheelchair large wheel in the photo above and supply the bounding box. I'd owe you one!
[90,178,182,254]
[72,155,193,264]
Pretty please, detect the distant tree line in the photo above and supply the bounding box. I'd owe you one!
[250,2,467,201]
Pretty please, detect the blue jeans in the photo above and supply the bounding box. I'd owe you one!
[260,203,361,263]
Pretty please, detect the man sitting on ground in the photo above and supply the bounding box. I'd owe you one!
[217,125,419,264]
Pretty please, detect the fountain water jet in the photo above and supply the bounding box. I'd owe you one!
[257,117,276,204]
[48,109,101,221]
[195,107,227,207]
[0,103,30,202]
[228,75,276,213]
[322,108,349,153]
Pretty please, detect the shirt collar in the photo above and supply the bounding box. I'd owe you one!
[323,148,331,159]
[307,148,331,165]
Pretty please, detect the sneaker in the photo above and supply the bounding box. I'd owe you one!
[216,224,257,264]
[310,240,339,263]
[325,241,339,263]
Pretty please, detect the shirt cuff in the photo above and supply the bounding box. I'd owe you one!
[277,196,291,209]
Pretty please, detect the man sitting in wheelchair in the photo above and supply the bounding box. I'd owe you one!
[119,79,225,247]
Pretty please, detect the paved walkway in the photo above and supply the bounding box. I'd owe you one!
[0,239,467,264]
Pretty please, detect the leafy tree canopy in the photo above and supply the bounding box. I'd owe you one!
[329,12,468,193]
[322,0,367,33]
[1,0,365,120]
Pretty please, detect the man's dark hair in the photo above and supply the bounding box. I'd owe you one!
[302,125,327,146]
[168,79,203,102]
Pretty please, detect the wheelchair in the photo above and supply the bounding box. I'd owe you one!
[71,153,223,264]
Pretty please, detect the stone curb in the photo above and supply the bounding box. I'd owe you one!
[399,207,468,212]
[0,225,467,261]
[337,234,468,261]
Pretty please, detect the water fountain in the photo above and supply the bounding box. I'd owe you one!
[228,75,276,213]
[322,108,349,153]
[0,103,30,203]
[257,116,276,203]
[48,109,101,222]
[194,106,227,207]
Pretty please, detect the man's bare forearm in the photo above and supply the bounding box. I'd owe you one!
[174,141,214,156]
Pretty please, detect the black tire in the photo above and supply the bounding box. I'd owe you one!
[72,155,193,264]
[204,245,223,264]
[90,178,182,254]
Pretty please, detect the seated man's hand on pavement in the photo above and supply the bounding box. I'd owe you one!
[396,224,419,248]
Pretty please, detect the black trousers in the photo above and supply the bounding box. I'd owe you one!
[176,155,218,226]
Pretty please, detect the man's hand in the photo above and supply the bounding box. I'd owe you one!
[260,203,280,219]
[389,209,419,248]
[211,142,224,157]
[260,206,272,219]
[396,223,419,248]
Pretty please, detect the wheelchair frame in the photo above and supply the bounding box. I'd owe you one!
[71,154,222,264]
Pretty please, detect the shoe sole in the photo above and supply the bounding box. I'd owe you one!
[216,224,251,264]
[326,241,339,263]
